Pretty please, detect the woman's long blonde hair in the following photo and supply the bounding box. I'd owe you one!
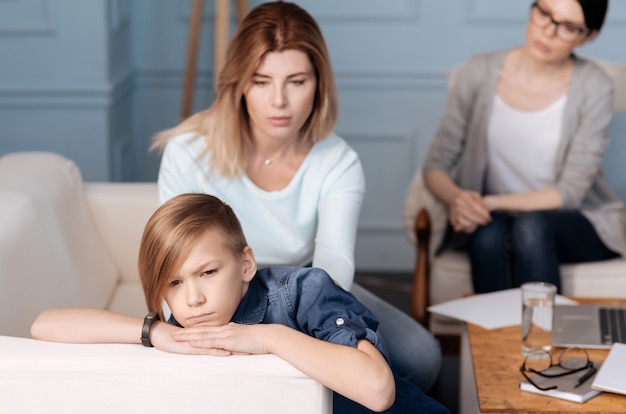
[152,1,338,177]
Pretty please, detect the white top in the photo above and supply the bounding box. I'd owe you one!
[486,94,566,195]
[158,132,365,290]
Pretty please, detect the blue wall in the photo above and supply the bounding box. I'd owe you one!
[2,0,626,271]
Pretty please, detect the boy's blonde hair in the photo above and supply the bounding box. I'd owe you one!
[138,193,248,320]
[152,1,338,177]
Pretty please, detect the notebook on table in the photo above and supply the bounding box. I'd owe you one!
[552,304,626,349]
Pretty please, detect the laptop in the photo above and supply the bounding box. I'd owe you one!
[552,304,626,349]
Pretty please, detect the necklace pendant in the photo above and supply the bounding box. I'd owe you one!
[264,159,272,165]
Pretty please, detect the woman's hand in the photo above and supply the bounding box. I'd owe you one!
[169,322,272,356]
[425,169,491,233]
[449,189,491,233]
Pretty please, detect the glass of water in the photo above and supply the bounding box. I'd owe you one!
[521,282,557,358]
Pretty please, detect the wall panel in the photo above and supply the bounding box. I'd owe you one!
[0,0,133,181]
[0,0,54,33]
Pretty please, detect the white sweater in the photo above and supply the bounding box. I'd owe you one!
[158,132,365,290]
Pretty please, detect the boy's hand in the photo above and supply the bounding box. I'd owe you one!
[150,321,231,356]
[170,322,272,355]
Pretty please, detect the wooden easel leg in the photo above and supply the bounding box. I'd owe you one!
[181,0,204,121]
[214,0,229,92]
[181,0,248,120]
[235,0,248,23]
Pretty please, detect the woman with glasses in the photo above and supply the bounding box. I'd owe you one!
[421,0,626,293]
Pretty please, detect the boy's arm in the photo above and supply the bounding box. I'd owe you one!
[266,325,395,412]
[31,308,145,344]
[30,308,229,355]
[172,323,395,412]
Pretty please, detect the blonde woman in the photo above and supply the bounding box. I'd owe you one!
[153,1,441,392]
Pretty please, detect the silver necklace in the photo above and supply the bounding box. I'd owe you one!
[261,147,290,166]
[263,152,284,165]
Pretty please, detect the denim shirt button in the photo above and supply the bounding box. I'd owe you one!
[335,317,345,326]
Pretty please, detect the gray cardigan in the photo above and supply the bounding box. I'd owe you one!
[423,49,626,257]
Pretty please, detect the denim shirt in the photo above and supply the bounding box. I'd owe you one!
[169,266,388,360]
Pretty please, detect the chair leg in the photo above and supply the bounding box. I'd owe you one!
[436,334,460,356]
[410,208,431,326]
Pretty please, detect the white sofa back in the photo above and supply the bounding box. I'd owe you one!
[84,182,158,317]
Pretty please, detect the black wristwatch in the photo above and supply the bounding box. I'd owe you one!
[141,311,160,347]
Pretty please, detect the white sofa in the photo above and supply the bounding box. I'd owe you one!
[0,151,331,413]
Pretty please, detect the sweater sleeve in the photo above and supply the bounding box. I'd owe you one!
[421,54,486,180]
[555,63,614,209]
[312,143,365,291]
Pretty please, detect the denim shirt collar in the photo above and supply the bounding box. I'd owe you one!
[231,276,267,324]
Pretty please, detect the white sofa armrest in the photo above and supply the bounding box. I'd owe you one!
[0,153,120,337]
[0,335,332,413]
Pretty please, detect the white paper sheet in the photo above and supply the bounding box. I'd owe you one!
[592,342,626,396]
[427,288,578,330]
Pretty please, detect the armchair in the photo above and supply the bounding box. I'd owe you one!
[404,58,626,338]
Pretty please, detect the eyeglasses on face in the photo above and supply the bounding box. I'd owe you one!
[520,347,595,391]
[530,1,590,43]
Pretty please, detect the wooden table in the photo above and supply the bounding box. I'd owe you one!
[464,297,626,413]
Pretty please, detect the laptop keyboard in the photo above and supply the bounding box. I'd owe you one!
[599,307,626,345]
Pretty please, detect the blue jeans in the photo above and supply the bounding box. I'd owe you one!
[350,283,442,392]
[468,210,619,293]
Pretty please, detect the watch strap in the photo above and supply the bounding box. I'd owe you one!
[141,311,160,347]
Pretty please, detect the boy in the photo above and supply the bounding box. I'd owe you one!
[32,193,448,413]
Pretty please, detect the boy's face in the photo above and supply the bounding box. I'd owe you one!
[164,228,256,328]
